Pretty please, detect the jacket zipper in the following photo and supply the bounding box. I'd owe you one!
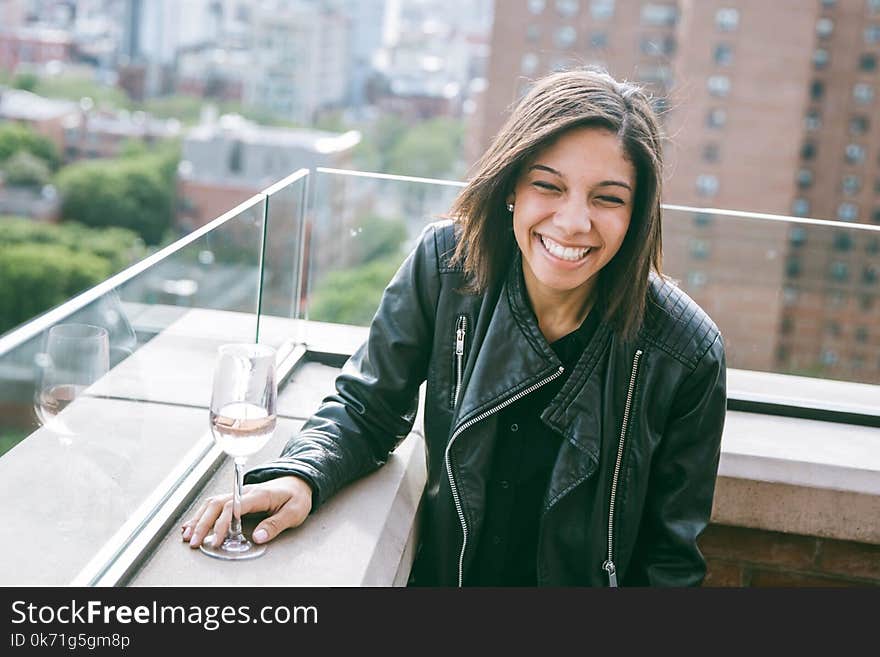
[452,315,467,408]
[444,365,565,587]
[603,349,643,587]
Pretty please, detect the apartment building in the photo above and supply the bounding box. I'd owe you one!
[480,0,880,383]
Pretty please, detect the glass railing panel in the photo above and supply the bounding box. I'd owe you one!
[663,205,880,416]
[0,194,266,584]
[257,169,309,357]
[300,169,464,343]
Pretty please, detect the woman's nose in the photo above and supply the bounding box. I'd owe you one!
[555,197,592,235]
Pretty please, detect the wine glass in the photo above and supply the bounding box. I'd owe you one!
[34,323,110,442]
[201,343,277,560]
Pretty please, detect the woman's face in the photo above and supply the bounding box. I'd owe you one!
[510,126,636,310]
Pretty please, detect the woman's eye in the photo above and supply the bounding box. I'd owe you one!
[532,181,560,191]
[597,196,624,205]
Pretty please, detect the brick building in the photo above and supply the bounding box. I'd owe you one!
[479,0,880,383]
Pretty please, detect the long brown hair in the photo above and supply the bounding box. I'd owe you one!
[449,67,664,340]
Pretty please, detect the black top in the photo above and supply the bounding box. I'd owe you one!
[465,308,601,586]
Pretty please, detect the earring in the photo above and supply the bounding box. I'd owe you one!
[506,203,514,212]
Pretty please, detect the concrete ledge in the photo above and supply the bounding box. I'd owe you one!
[129,421,426,586]
[714,411,880,544]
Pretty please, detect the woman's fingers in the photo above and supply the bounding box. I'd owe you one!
[252,478,313,543]
[181,477,313,548]
[187,495,231,548]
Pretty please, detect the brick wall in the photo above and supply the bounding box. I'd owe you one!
[699,524,880,587]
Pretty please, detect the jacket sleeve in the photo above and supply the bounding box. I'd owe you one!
[624,333,727,586]
[244,223,441,510]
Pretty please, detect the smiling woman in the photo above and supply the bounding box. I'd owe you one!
[182,67,727,588]
[509,128,636,341]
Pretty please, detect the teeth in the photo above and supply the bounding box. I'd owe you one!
[540,235,591,261]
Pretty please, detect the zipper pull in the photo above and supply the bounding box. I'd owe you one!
[455,327,465,356]
[603,560,618,587]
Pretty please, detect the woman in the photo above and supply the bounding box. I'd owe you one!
[182,68,727,587]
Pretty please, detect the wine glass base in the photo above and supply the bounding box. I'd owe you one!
[199,533,266,560]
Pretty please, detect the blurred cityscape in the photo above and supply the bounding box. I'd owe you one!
[0,0,878,386]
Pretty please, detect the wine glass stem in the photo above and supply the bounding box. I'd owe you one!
[229,457,246,540]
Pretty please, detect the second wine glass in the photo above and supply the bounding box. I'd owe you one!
[201,343,277,560]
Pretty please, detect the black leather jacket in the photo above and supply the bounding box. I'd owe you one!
[246,220,727,587]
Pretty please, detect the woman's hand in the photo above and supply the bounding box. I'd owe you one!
[181,476,313,548]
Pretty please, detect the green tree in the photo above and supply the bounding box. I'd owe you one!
[0,217,144,334]
[386,118,464,179]
[56,151,177,245]
[0,243,112,334]
[307,216,409,325]
[32,73,128,109]
[0,123,61,170]
[1,150,51,188]
[11,72,38,92]
[308,255,403,326]
[350,215,408,265]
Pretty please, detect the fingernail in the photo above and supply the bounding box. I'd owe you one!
[253,529,268,543]
[189,534,199,547]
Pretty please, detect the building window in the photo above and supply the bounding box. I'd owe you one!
[853,83,874,104]
[526,24,541,41]
[528,0,546,14]
[687,271,707,288]
[590,0,614,19]
[804,109,822,131]
[821,349,838,366]
[872,207,880,223]
[797,168,814,189]
[820,0,836,7]
[689,239,710,259]
[860,53,877,72]
[715,8,739,31]
[789,225,807,247]
[810,80,824,100]
[830,261,850,282]
[863,266,878,286]
[589,32,608,48]
[867,238,880,255]
[833,231,853,251]
[849,115,869,134]
[792,198,811,216]
[706,108,727,128]
[812,48,829,69]
[555,0,580,17]
[696,174,719,197]
[714,43,734,66]
[554,25,577,48]
[866,25,880,44]
[694,212,713,226]
[842,175,861,195]
[707,75,731,97]
[856,326,869,343]
[838,202,859,221]
[826,321,842,337]
[845,143,866,164]
[801,141,816,160]
[641,35,676,56]
[521,53,539,75]
[869,0,880,16]
[641,4,678,26]
[786,256,801,277]
[702,143,720,163]
[228,141,243,174]
[816,17,834,38]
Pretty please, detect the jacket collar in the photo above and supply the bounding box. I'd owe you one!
[454,250,611,465]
